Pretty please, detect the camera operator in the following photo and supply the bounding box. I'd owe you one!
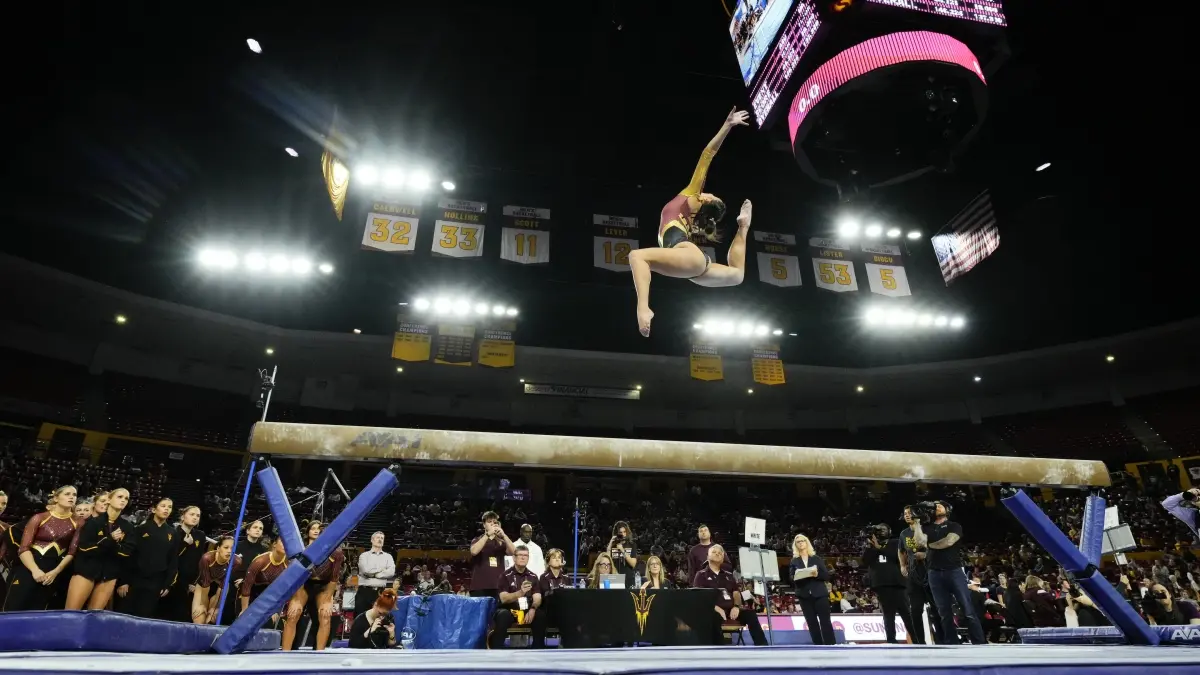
[862,524,915,644]
[349,588,399,648]
[1162,488,1199,541]
[608,521,642,589]
[898,506,943,644]
[1142,583,1200,626]
[911,501,986,644]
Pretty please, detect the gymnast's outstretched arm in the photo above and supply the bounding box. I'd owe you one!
[681,108,750,197]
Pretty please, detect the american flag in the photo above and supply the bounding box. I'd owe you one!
[930,190,1000,285]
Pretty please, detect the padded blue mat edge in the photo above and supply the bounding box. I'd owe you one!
[0,610,280,653]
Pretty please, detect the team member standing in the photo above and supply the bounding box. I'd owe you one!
[283,521,343,651]
[65,488,131,610]
[191,536,242,624]
[863,524,915,644]
[790,534,834,645]
[488,545,545,649]
[241,537,288,625]
[898,506,942,644]
[117,497,180,618]
[505,524,545,577]
[356,531,395,618]
[163,505,206,622]
[3,486,81,611]
[687,524,731,582]
[693,544,768,646]
[468,511,516,599]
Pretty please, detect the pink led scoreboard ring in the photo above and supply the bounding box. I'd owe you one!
[786,30,987,147]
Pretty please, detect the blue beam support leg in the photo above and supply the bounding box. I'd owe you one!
[214,459,258,627]
[257,467,304,557]
[1079,494,1106,568]
[1001,489,1158,646]
[213,464,402,654]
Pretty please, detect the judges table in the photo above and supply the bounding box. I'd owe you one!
[550,588,721,648]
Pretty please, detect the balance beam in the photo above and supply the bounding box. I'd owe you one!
[247,422,1109,487]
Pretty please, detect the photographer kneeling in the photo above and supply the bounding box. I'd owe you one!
[1142,583,1200,626]
[863,524,915,644]
[911,501,986,644]
[349,588,399,648]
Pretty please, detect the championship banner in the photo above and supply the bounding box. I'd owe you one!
[593,214,639,272]
[362,199,420,253]
[477,327,516,368]
[754,231,801,288]
[500,205,551,265]
[391,322,432,362]
[751,343,785,386]
[861,242,912,297]
[434,324,476,366]
[809,237,859,293]
[432,198,486,258]
[690,341,723,381]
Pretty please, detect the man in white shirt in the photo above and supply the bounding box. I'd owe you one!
[504,524,545,576]
[356,531,395,617]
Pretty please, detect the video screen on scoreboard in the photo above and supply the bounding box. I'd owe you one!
[731,0,797,85]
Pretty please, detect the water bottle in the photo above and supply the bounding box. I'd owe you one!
[602,577,611,589]
[634,572,642,589]
[400,627,416,650]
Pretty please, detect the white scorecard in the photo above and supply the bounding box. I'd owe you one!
[744,517,766,545]
[737,547,780,581]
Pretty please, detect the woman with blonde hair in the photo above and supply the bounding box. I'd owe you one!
[641,555,672,590]
[66,488,130,610]
[3,485,80,611]
[586,553,617,588]
[789,533,834,645]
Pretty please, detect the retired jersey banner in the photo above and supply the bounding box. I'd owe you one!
[861,242,912,297]
[362,199,420,253]
[593,214,639,272]
[392,322,432,362]
[751,343,785,386]
[500,205,551,265]
[432,198,486,258]
[434,324,476,366]
[809,237,859,293]
[477,327,516,368]
[690,341,724,381]
[754,231,801,288]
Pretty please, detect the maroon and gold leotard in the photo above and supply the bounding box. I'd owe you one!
[658,147,716,247]
[197,550,243,589]
[308,549,344,585]
[20,511,80,558]
[241,550,287,598]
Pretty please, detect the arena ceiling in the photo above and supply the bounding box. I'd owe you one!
[0,2,1184,369]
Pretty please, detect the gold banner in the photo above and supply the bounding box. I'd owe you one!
[478,328,515,368]
[751,344,785,386]
[391,322,432,362]
[434,324,475,366]
[689,342,723,381]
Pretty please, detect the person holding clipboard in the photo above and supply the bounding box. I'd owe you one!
[789,534,835,645]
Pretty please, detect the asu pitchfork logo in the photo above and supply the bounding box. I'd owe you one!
[630,590,656,636]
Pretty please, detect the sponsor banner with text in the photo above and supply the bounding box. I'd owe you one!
[522,384,640,400]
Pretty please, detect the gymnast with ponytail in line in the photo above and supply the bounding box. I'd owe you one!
[65,488,130,610]
[282,520,344,651]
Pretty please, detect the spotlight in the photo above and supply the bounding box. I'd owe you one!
[492,305,506,316]
[382,167,405,188]
[788,333,797,337]
[409,170,432,191]
[433,298,452,314]
[244,252,267,272]
[906,230,922,240]
[772,329,783,336]
[900,311,917,327]
[519,378,525,383]
[353,329,362,334]
[753,324,769,336]
[917,314,933,327]
[414,298,431,311]
[284,147,299,158]
[441,180,456,191]
[505,307,518,317]
[737,322,754,336]
[396,366,404,373]
[1105,354,1115,363]
[864,308,884,324]
[452,299,470,316]
[934,316,949,327]
[268,255,290,274]
[973,375,982,382]
[198,248,237,269]
[837,218,860,238]
[114,314,127,325]
[856,385,865,393]
[949,316,966,329]
[1036,162,1051,172]
[290,257,312,275]
[635,385,642,390]
[693,323,703,330]
[246,38,262,53]
[357,165,379,185]
[886,228,902,239]
[474,303,489,315]
[747,389,754,395]
[318,262,334,275]
[717,322,735,335]
[883,309,905,326]
[702,324,717,335]
[265,347,275,355]
[865,224,883,238]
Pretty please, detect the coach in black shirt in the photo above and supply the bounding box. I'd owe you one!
[863,525,915,644]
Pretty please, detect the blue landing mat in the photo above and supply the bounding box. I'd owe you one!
[0,610,280,653]
[1020,625,1200,645]
[0,645,1198,675]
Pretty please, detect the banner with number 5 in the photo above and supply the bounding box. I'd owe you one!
[861,242,912,297]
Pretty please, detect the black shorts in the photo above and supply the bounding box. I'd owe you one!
[73,553,121,583]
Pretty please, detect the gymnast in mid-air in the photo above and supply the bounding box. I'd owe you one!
[630,107,753,336]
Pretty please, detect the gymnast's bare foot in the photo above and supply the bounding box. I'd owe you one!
[637,306,654,337]
[737,199,752,232]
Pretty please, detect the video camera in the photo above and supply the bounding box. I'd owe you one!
[911,501,940,523]
[861,524,890,540]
